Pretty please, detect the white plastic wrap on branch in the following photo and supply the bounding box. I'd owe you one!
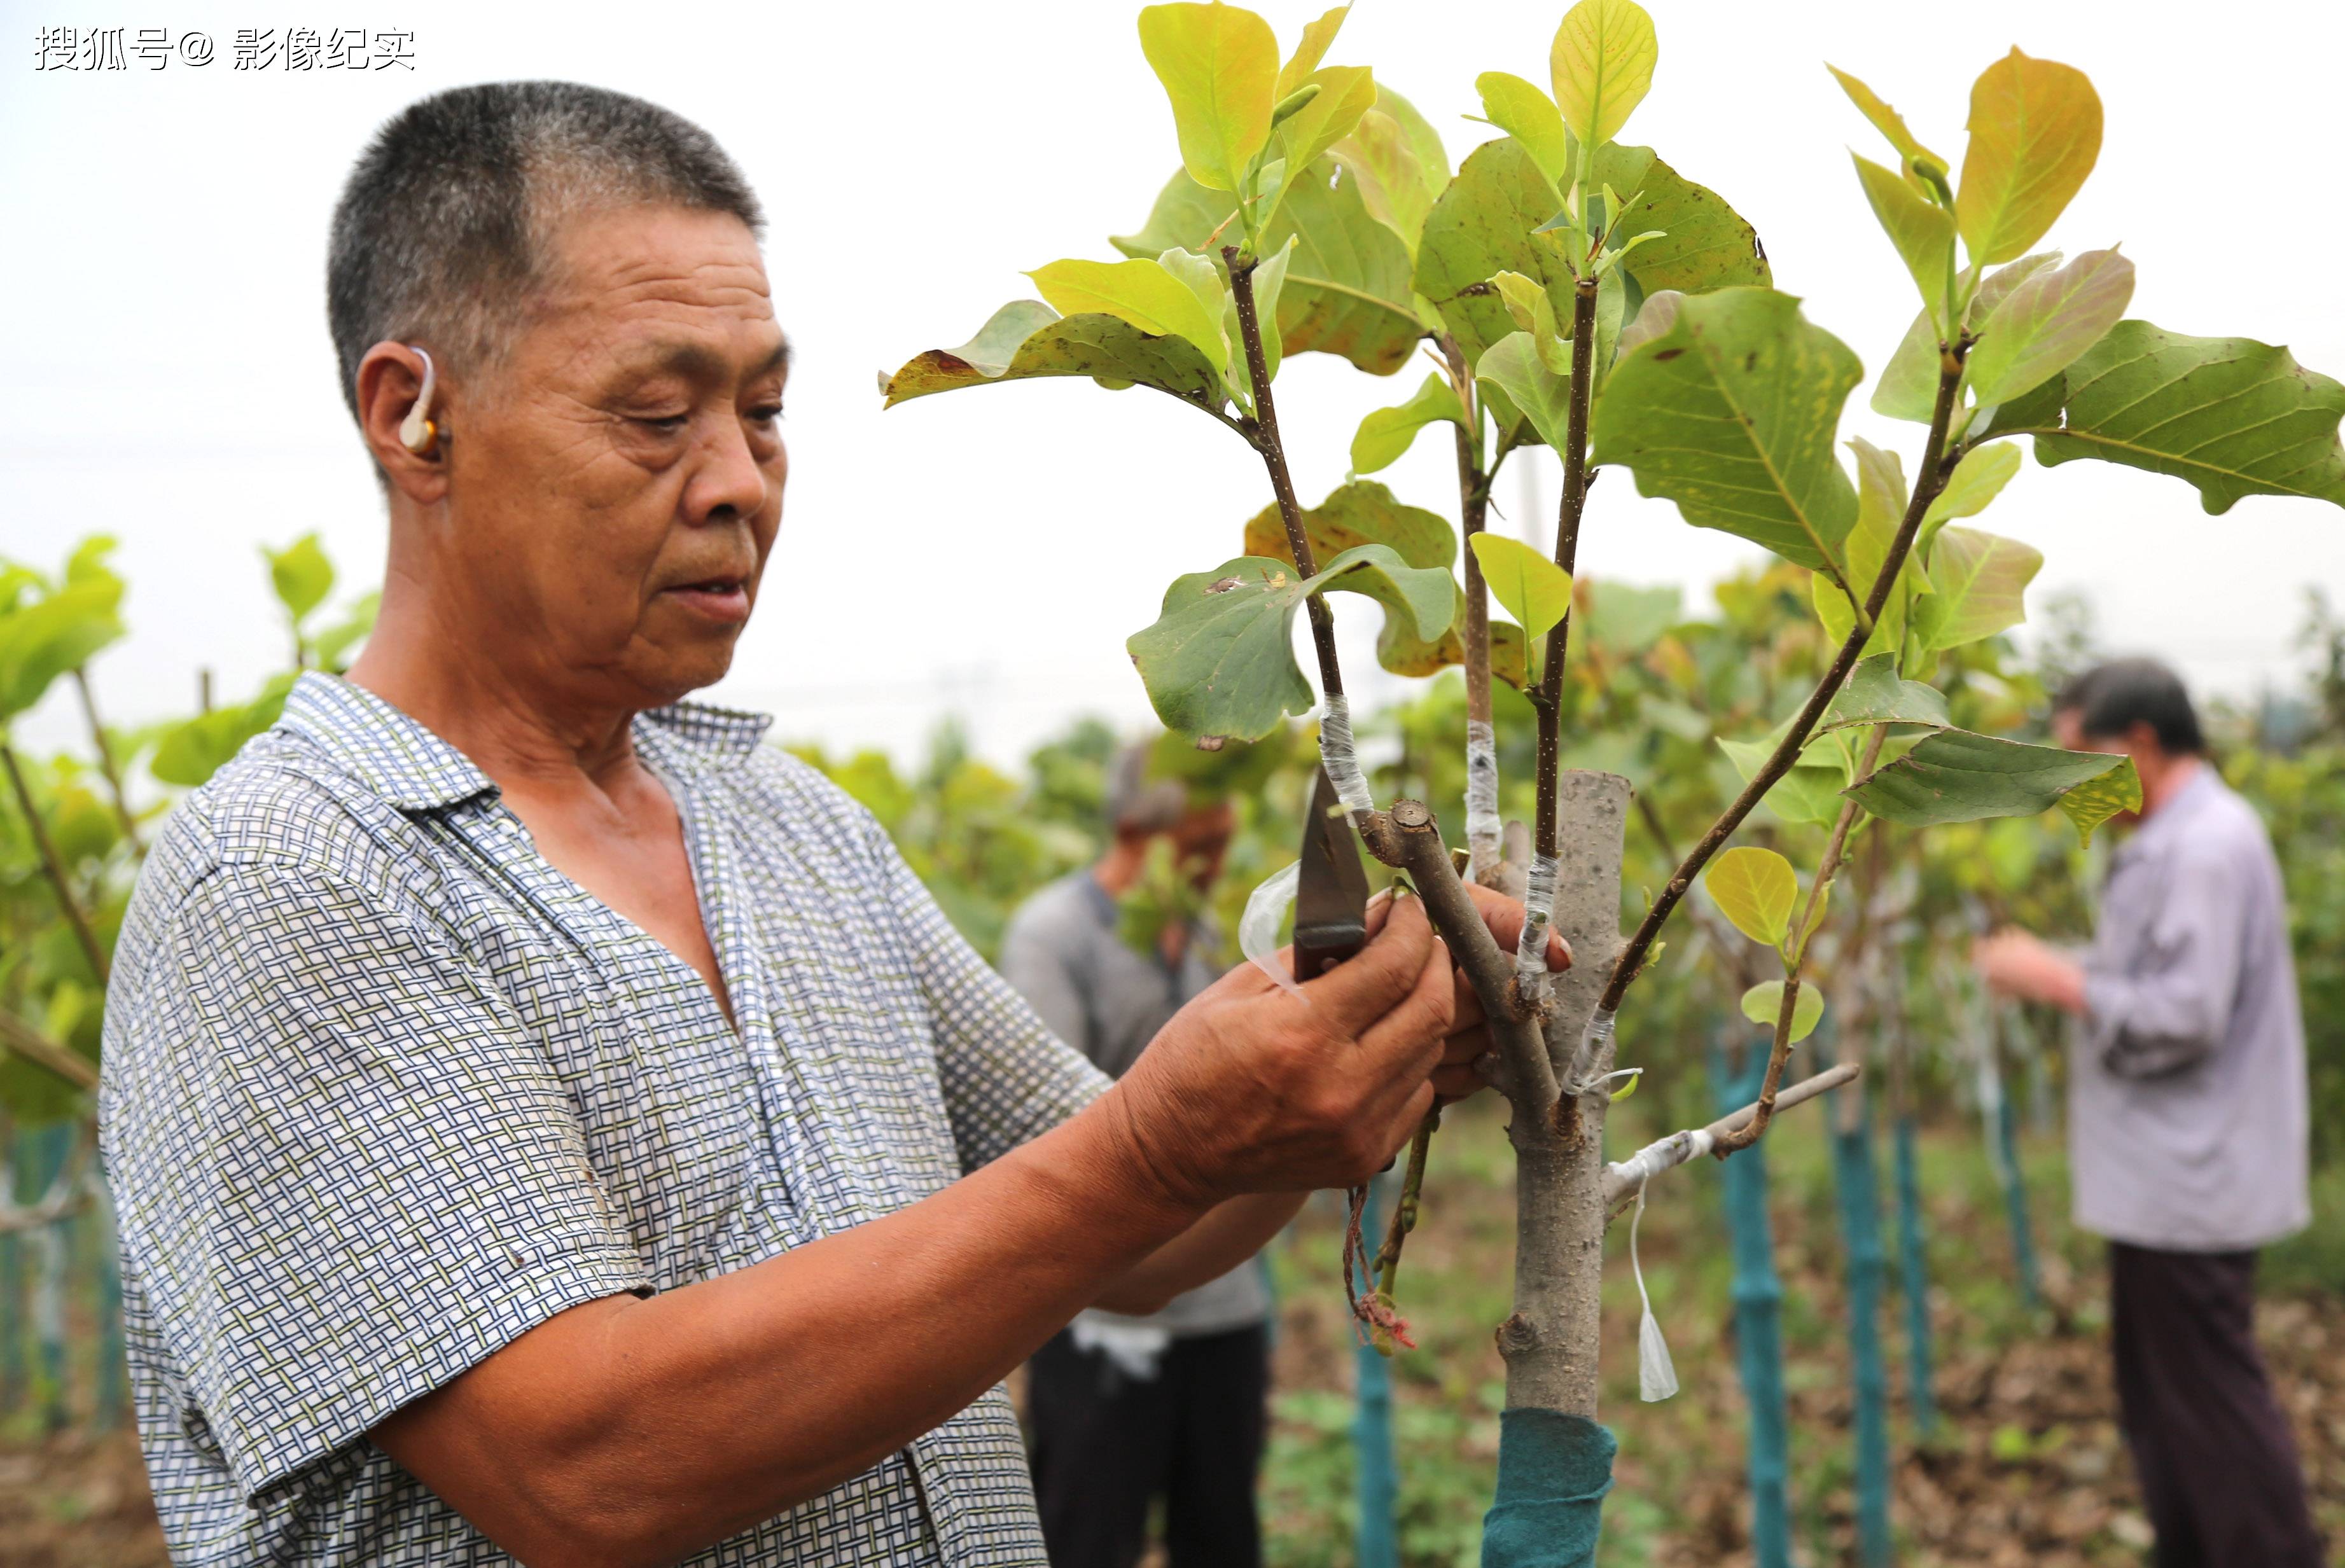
[1240,861,1308,1001]
[1513,852,1559,984]
[1566,1004,1618,1092]
[1464,719,1500,873]
[1317,695,1375,816]
[1605,1126,1716,1191]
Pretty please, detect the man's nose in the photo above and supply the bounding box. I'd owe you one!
[683,412,773,526]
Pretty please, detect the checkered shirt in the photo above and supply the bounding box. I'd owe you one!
[97,671,1110,1566]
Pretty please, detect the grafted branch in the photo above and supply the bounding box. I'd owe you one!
[1603,1061,1860,1213]
[1600,342,1973,1013]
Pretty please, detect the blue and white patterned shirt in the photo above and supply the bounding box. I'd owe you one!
[97,671,1110,1566]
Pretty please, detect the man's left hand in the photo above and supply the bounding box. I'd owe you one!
[1365,880,1569,1102]
[1973,927,2089,1014]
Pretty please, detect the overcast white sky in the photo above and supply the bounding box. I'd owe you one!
[5,0,2342,765]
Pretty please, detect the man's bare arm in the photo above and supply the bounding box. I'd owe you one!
[373,900,1455,1568]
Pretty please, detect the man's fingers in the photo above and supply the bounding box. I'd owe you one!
[1304,892,1437,1037]
[1354,920,1457,1078]
[1462,880,1571,971]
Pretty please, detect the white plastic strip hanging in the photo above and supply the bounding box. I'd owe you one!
[1317,694,1375,815]
[1239,860,1308,1001]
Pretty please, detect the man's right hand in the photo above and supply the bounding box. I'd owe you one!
[1103,891,1455,1214]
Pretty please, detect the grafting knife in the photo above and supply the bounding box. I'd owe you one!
[1293,765,1372,982]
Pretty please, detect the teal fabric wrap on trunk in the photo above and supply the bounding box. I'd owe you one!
[1825,1042,1895,1568]
[1892,1113,1938,1438]
[1994,1081,2041,1308]
[1712,1035,1794,1568]
[1353,1179,1400,1568]
[1481,1408,1616,1567]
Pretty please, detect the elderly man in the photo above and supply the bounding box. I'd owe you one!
[1975,658,2320,1567]
[98,82,1549,1568]
[1000,746,1265,1568]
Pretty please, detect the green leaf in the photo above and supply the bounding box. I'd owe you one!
[1919,442,2021,540]
[1966,247,2133,407]
[1349,371,1466,474]
[1826,64,1946,190]
[1819,652,1951,734]
[265,534,335,629]
[1591,288,1863,578]
[1812,435,1932,657]
[1221,238,1295,397]
[1954,48,2102,265]
[1127,545,1454,741]
[1267,66,1378,222]
[1414,139,1767,369]
[882,302,1225,412]
[1112,159,1421,374]
[1741,980,1825,1043]
[1469,534,1573,642]
[2052,756,2142,843]
[1993,320,2345,513]
[0,577,125,723]
[1852,153,1955,327]
[1028,257,1230,373]
[310,589,380,671]
[1274,4,1348,97]
[1704,844,1797,946]
[1911,525,2042,651]
[1474,71,1570,186]
[1490,270,1569,373]
[150,676,294,787]
[1718,725,1856,828]
[1843,728,2133,836]
[1550,0,1658,150]
[1872,252,2059,422]
[1330,108,1436,258]
[1138,2,1281,196]
[1240,481,1467,683]
[1582,580,1680,653]
[1474,332,1574,452]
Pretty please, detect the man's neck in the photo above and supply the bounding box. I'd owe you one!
[2138,753,2206,820]
[345,574,644,802]
[1091,838,1147,898]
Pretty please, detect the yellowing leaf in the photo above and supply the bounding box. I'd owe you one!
[1705,844,1798,947]
[1954,48,2102,264]
[1468,533,1573,642]
[1912,525,2042,651]
[1027,257,1230,371]
[1350,371,1466,474]
[1274,4,1349,98]
[1826,64,1945,190]
[1919,442,2021,541]
[1138,3,1281,195]
[1550,0,1658,151]
[1741,980,1825,1043]
[1270,66,1378,209]
[1332,109,1435,257]
[1475,71,1570,186]
[1852,153,1955,328]
[1965,247,2134,406]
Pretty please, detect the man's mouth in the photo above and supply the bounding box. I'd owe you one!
[662,576,753,625]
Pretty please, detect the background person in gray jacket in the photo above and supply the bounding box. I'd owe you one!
[1975,658,2321,1568]
[1000,744,1267,1568]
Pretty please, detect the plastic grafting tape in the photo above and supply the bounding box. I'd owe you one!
[1318,694,1376,817]
[1465,719,1500,857]
[1513,852,1559,981]
[1239,860,1307,1001]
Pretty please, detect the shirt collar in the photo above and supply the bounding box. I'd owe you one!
[277,672,774,814]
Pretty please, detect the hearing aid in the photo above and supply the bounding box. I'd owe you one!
[398,347,441,457]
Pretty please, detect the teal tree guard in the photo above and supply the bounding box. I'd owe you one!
[1982,1006,2041,1308]
[1351,1179,1400,1568]
[1823,1027,1895,1568]
[1711,1029,1795,1568]
[1,1121,21,1408]
[1481,1408,1616,1568]
[1889,1111,1938,1439]
[94,1186,127,1428]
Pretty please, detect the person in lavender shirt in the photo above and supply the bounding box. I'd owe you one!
[1975,658,2320,1567]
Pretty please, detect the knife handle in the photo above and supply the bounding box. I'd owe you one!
[1292,920,1367,983]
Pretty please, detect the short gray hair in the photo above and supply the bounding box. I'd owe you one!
[326,81,763,426]
[1106,744,1189,836]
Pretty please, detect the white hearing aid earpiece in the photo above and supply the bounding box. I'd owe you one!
[398,347,440,456]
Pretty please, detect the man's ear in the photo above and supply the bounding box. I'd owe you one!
[354,342,450,506]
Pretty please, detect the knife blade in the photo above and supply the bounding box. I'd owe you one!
[1293,764,1372,982]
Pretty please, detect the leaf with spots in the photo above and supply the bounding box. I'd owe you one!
[880,301,1227,415]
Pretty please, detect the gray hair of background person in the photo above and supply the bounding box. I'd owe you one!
[2056,658,2208,755]
[1106,744,1190,836]
[325,81,765,431]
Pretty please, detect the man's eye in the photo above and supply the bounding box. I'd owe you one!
[749,404,784,426]
[634,413,690,433]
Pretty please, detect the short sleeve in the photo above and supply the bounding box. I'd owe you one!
[103,863,651,1505]
[869,830,1109,1173]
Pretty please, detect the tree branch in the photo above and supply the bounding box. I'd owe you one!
[0,1013,99,1092]
[1531,276,1604,868]
[1599,342,1972,1013]
[72,668,143,856]
[1601,1062,1860,1212]
[1,740,110,987]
